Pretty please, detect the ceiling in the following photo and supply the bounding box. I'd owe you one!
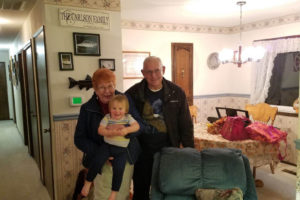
[121,0,300,26]
[1,0,300,48]
[0,0,37,48]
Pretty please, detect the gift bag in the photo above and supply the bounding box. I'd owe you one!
[220,116,251,141]
[207,117,226,135]
[245,122,287,160]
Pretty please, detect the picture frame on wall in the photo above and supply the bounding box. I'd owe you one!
[99,59,115,71]
[122,51,150,78]
[14,54,19,86]
[58,52,74,70]
[11,58,17,86]
[73,32,100,56]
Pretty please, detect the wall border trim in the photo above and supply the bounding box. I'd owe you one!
[53,114,79,121]
[122,13,300,34]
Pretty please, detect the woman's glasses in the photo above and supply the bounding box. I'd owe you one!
[97,84,115,92]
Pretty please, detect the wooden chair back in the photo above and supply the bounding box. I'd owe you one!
[245,103,278,125]
[189,105,198,123]
[215,107,249,118]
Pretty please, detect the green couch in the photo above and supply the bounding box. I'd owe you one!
[151,147,257,200]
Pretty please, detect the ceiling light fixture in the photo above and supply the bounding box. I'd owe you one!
[219,1,265,67]
[0,17,10,24]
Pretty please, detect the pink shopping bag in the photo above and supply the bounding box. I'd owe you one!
[245,122,287,160]
[220,116,251,141]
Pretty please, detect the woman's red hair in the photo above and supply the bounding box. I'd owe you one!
[92,68,116,89]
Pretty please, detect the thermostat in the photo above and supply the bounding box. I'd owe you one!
[70,96,83,106]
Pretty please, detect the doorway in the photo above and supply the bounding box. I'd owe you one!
[24,43,39,163]
[0,62,10,120]
[171,43,194,105]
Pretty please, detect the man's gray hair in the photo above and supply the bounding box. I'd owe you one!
[143,56,163,68]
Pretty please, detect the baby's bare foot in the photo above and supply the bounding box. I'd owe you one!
[108,191,117,200]
[81,181,92,197]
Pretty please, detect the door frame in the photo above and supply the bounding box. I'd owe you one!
[22,41,34,156]
[32,25,54,199]
[17,49,30,145]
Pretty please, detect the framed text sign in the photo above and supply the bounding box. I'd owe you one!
[59,9,110,29]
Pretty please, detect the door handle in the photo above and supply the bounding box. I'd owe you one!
[30,112,37,117]
[43,128,51,133]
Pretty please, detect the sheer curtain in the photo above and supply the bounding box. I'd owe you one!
[250,37,300,104]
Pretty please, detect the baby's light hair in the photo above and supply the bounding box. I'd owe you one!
[108,94,129,113]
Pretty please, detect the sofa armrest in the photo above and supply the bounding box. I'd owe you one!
[151,152,165,200]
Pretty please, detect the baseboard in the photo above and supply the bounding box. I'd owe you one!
[282,169,297,176]
[281,160,297,166]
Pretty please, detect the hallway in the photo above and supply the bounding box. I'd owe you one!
[0,120,51,200]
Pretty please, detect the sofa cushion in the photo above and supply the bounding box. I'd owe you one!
[201,148,247,192]
[158,147,202,195]
[156,148,247,195]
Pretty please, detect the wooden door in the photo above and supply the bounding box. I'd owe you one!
[23,44,34,156]
[25,43,41,167]
[171,43,193,105]
[0,62,9,120]
[18,52,30,146]
[33,27,54,199]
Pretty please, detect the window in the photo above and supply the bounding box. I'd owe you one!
[265,51,299,107]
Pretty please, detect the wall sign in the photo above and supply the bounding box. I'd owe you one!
[59,9,110,29]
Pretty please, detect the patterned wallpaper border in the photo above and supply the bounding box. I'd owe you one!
[44,0,120,11]
[122,20,232,34]
[122,13,300,34]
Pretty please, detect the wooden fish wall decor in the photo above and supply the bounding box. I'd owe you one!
[68,75,92,90]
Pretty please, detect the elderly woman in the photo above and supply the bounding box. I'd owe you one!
[74,68,143,200]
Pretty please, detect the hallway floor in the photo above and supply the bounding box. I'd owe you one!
[0,120,51,200]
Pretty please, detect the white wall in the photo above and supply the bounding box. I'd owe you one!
[122,21,300,96]
[45,5,124,115]
[0,50,13,119]
[122,29,251,95]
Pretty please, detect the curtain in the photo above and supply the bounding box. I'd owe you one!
[250,37,300,104]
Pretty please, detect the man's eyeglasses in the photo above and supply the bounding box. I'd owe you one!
[143,68,162,75]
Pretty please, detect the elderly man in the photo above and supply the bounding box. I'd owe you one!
[126,56,194,200]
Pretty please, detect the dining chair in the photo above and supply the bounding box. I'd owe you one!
[245,103,278,178]
[245,103,278,126]
[189,105,198,124]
